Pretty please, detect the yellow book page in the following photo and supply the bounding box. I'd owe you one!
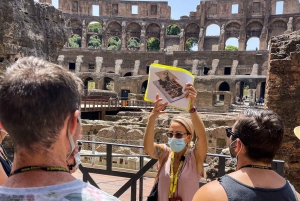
[144,63,195,111]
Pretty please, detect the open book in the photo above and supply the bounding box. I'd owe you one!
[144,63,195,111]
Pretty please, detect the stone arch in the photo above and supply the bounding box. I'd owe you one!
[185,23,200,39]
[185,37,198,51]
[141,80,148,94]
[205,23,220,36]
[147,37,160,51]
[103,77,115,91]
[107,36,121,51]
[225,22,241,40]
[246,37,260,51]
[234,81,250,100]
[205,21,221,29]
[216,81,230,91]
[126,22,142,39]
[123,72,132,77]
[268,20,287,39]
[256,81,266,100]
[107,21,122,37]
[87,21,103,34]
[146,23,161,39]
[246,21,263,39]
[294,17,300,31]
[246,19,264,27]
[166,23,181,35]
[83,77,96,90]
[225,37,239,49]
[66,18,83,36]
[127,37,140,51]
[67,34,82,48]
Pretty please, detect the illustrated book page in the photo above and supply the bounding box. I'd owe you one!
[144,63,195,111]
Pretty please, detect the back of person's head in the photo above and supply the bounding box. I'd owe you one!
[0,57,83,152]
[234,108,284,164]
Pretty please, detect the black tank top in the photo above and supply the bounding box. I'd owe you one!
[0,156,11,176]
[219,175,298,201]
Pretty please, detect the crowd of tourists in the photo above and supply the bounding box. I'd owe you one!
[0,56,299,200]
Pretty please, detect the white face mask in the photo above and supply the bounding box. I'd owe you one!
[66,116,81,159]
[68,152,81,171]
[229,139,243,166]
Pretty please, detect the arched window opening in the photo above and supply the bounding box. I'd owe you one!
[206,24,220,36]
[68,34,81,48]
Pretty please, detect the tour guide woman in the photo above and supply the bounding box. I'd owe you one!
[144,83,207,201]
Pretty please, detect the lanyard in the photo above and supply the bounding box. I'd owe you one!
[239,164,272,170]
[168,148,189,198]
[9,166,69,176]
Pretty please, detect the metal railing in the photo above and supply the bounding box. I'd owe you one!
[78,140,284,201]
[80,99,154,111]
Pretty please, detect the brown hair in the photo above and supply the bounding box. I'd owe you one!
[234,109,284,163]
[0,57,83,152]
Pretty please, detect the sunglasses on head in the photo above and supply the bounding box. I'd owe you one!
[166,131,189,139]
[225,127,239,140]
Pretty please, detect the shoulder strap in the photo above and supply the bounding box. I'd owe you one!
[154,148,172,183]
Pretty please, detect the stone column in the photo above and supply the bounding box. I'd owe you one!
[75,55,83,73]
[260,37,268,50]
[160,24,165,52]
[249,89,256,106]
[133,60,140,76]
[179,29,185,51]
[173,60,178,67]
[198,27,204,51]
[95,57,103,73]
[208,59,219,75]
[231,60,239,75]
[154,60,159,64]
[115,59,123,76]
[101,21,107,50]
[250,63,258,75]
[57,55,64,68]
[238,29,246,51]
[81,20,87,48]
[140,23,146,52]
[218,24,225,51]
[121,21,126,51]
[192,60,199,76]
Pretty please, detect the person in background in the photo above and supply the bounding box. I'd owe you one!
[0,57,119,200]
[0,129,12,185]
[193,108,300,201]
[144,83,207,201]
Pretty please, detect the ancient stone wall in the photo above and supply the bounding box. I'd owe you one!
[51,0,300,52]
[267,31,300,190]
[0,0,68,72]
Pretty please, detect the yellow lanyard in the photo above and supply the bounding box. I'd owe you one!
[168,148,189,198]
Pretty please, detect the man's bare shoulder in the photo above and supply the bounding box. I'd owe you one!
[192,179,227,201]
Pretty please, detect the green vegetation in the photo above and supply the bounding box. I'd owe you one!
[185,38,198,51]
[127,38,140,50]
[68,34,81,48]
[147,38,160,51]
[88,36,101,49]
[107,37,121,50]
[225,45,238,51]
[167,24,180,35]
[88,22,102,33]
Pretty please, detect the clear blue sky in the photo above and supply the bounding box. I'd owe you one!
[49,0,285,50]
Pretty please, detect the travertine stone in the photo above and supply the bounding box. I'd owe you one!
[95,57,103,73]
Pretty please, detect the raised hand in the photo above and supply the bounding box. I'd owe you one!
[150,93,168,119]
[184,82,198,106]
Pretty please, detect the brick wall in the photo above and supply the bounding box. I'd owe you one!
[267,31,300,190]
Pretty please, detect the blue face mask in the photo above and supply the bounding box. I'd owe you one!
[168,138,187,152]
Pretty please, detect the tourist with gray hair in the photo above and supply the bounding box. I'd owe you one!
[193,108,300,201]
[0,57,119,200]
[144,82,207,201]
